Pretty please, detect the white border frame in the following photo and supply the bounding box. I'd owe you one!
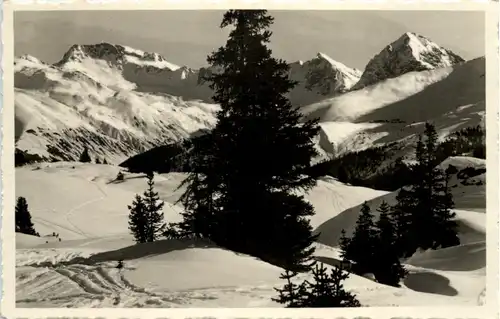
[2,2,499,318]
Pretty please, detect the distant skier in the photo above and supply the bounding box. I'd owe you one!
[58,238,61,242]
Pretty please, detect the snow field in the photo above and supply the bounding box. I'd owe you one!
[15,159,486,307]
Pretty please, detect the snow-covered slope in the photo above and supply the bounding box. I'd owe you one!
[351,32,465,91]
[15,162,485,307]
[311,156,487,306]
[315,156,486,248]
[15,51,219,164]
[14,43,363,164]
[304,56,485,158]
[15,162,385,241]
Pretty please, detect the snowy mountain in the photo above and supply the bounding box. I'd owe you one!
[351,32,465,91]
[287,53,362,106]
[303,56,485,159]
[14,34,481,166]
[14,43,361,164]
[14,48,219,164]
[55,43,181,71]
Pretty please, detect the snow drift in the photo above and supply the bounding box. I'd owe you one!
[15,159,486,307]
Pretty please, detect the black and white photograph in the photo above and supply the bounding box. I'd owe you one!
[9,7,494,309]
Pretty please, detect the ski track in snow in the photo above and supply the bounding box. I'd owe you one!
[64,181,108,238]
[17,261,281,308]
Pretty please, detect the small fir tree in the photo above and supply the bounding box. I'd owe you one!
[128,194,148,243]
[341,202,377,275]
[79,146,92,163]
[272,269,308,307]
[15,196,39,236]
[372,201,408,287]
[103,158,108,165]
[302,262,361,307]
[142,172,166,242]
[95,157,101,164]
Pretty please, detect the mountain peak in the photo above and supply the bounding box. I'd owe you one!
[315,52,361,73]
[307,52,363,94]
[55,43,180,71]
[286,53,362,103]
[352,32,465,90]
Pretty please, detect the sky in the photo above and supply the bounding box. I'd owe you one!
[14,10,484,70]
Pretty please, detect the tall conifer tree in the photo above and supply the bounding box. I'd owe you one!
[142,172,166,242]
[372,201,407,286]
[340,202,377,275]
[128,194,148,243]
[176,10,320,272]
[392,123,459,257]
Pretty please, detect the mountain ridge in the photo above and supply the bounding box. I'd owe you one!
[14,32,481,166]
[15,31,469,103]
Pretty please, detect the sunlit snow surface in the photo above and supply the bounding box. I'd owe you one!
[16,158,485,307]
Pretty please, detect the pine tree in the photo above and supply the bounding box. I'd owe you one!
[142,172,166,242]
[103,158,108,165]
[338,229,351,260]
[341,202,377,275]
[128,194,148,243]
[272,269,308,307]
[175,133,221,240]
[95,157,101,164]
[177,10,320,272]
[392,150,421,258]
[79,146,92,163]
[418,123,441,250]
[15,196,39,236]
[433,163,459,248]
[392,123,459,257]
[372,201,408,287]
[301,262,361,307]
[419,123,459,250]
